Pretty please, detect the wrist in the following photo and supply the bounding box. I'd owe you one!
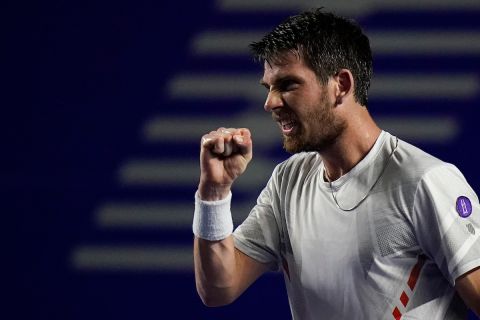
[193,191,233,241]
[198,181,232,201]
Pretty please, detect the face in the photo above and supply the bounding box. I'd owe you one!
[261,52,346,153]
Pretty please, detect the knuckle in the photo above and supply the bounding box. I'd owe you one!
[239,128,251,138]
[220,128,233,136]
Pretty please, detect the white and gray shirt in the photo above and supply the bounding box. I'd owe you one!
[233,131,480,320]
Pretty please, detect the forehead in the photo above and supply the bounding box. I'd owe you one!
[261,51,316,84]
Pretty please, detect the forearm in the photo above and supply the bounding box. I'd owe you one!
[194,235,239,306]
[455,267,480,317]
[193,181,238,306]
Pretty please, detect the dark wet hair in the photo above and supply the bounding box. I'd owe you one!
[250,8,373,106]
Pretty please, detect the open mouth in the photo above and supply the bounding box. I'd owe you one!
[279,119,297,135]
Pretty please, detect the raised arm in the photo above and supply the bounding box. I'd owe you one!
[193,127,270,306]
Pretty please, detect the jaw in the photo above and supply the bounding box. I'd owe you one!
[282,126,307,153]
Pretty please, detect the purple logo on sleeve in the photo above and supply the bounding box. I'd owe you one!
[456,196,472,218]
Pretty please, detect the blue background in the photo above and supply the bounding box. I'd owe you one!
[7,1,479,319]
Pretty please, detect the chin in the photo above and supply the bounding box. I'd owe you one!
[283,136,308,154]
[283,134,334,154]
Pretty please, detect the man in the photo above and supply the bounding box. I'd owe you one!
[193,8,480,319]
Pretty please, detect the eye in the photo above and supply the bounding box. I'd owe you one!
[279,80,299,92]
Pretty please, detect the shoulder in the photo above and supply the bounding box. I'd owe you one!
[274,152,322,177]
[376,134,464,204]
[392,137,452,182]
[269,152,322,191]
[390,136,472,198]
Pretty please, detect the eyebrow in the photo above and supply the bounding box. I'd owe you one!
[259,75,303,89]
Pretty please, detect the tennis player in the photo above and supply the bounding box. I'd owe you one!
[193,8,480,319]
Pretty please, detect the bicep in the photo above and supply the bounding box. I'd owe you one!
[455,266,480,317]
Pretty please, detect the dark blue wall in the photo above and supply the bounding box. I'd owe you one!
[7,1,479,319]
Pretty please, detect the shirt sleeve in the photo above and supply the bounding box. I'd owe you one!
[233,170,281,271]
[412,163,480,285]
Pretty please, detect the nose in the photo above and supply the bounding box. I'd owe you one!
[264,90,283,112]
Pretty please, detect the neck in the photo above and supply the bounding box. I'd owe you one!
[322,111,381,181]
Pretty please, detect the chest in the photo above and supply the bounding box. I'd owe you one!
[279,185,418,289]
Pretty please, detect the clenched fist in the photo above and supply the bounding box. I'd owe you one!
[198,127,252,201]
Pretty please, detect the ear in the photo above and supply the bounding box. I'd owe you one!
[334,69,354,105]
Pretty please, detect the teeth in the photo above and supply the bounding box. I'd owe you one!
[281,120,294,129]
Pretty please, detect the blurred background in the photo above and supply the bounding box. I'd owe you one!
[7,0,480,319]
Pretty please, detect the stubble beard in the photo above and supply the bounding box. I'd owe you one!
[282,96,347,154]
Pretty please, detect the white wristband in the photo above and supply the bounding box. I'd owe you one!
[193,191,233,241]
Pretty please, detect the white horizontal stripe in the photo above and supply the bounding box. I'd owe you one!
[96,203,194,228]
[142,112,278,146]
[167,74,264,100]
[217,0,480,15]
[369,31,480,55]
[142,114,459,144]
[96,201,252,228]
[168,73,479,100]
[192,31,266,55]
[71,246,288,274]
[118,159,198,185]
[192,30,480,56]
[71,245,193,271]
[118,158,275,190]
[377,116,460,143]
[217,0,375,15]
[370,74,478,98]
